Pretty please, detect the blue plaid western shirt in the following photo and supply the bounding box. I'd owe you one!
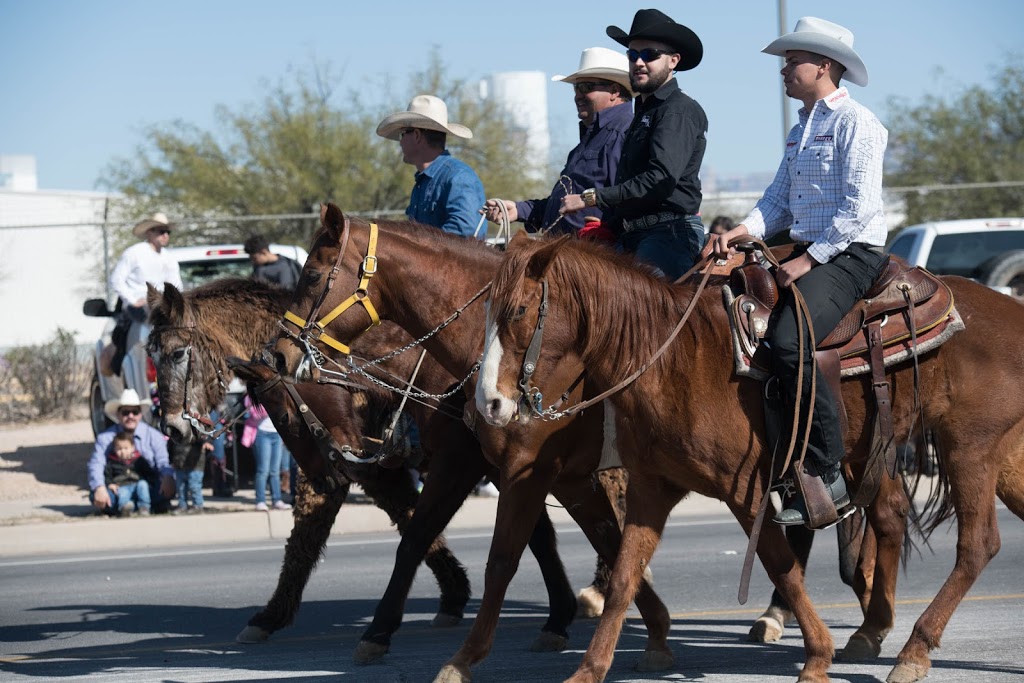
[742,87,889,264]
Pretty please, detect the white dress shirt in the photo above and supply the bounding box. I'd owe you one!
[109,241,183,306]
[742,87,889,264]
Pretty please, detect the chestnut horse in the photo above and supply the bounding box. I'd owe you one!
[146,278,588,660]
[478,233,1024,683]
[270,204,875,682]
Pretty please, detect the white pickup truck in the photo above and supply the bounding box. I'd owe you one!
[885,217,1024,298]
[83,243,308,436]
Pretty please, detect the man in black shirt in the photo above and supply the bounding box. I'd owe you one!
[561,9,708,280]
[243,235,302,290]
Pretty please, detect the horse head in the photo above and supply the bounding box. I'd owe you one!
[147,282,226,443]
[476,233,580,427]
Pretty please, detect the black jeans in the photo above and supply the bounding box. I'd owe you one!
[770,243,889,477]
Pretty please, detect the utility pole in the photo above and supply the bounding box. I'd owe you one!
[778,0,791,148]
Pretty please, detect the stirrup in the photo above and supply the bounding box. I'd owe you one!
[809,503,857,531]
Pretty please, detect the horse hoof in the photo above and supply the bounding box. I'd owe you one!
[235,625,270,643]
[748,615,784,643]
[886,661,930,683]
[839,632,882,661]
[432,612,462,628]
[577,586,605,619]
[636,648,674,672]
[530,630,569,652]
[433,663,472,683]
[353,640,388,664]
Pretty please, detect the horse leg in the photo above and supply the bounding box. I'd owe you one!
[840,475,907,661]
[564,472,681,683]
[739,509,834,683]
[577,468,630,620]
[552,472,675,675]
[237,473,348,642]
[434,463,560,683]
[848,511,877,615]
[749,524,809,642]
[353,457,478,663]
[524,496,579,652]
[887,453,1003,683]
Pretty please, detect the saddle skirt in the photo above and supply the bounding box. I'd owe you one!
[722,252,965,380]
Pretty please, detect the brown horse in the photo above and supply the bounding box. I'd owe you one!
[146,278,586,661]
[479,233,1024,683]
[270,204,874,682]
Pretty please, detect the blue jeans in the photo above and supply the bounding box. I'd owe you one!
[253,430,284,505]
[175,469,204,508]
[619,216,705,280]
[115,480,151,513]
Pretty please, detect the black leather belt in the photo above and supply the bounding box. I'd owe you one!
[621,211,690,234]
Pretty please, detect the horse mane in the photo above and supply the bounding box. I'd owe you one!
[492,238,702,375]
[309,214,499,260]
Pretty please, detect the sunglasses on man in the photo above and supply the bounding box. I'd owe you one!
[626,48,674,63]
[573,81,617,94]
[119,407,142,417]
[149,227,171,236]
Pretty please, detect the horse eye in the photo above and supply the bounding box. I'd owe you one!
[306,270,322,285]
[171,349,187,362]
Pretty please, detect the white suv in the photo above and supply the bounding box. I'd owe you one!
[84,243,308,436]
[886,217,1024,297]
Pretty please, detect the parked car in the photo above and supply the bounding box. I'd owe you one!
[886,217,1024,297]
[83,243,308,437]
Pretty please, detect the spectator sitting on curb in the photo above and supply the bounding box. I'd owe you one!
[101,431,156,516]
[88,389,175,515]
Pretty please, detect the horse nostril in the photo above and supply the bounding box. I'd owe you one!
[490,398,502,415]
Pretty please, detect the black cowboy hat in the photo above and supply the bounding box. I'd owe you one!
[606,9,703,71]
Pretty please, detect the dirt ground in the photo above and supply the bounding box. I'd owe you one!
[0,417,93,502]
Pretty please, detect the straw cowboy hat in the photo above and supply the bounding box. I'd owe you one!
[762,17,868,87]
[606,9,703,71]
[552,47,633,95]
[376,95,473,142]
[131,212,173,237]
[104,388,152,423]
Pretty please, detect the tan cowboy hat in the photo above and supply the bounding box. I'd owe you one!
[552,47,633,95]
[132,212,173,237]
[376,95,473,141]
[762,17,868,87]
[103,388,152,423]
[606,9,703,71]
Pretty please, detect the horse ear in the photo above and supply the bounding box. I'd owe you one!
[159,282,186,322]
[526,235,572,280]
[226,356,263,383]
[321,202,346,240]
[146,283,163,312]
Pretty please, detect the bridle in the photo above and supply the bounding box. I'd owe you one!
[279,218,382,357]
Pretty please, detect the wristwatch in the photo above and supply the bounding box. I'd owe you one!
[581,188,597,208]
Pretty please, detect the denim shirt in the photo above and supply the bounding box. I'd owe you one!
[406,151,486,238]
[516,100,633,234]
[88,421,172,491]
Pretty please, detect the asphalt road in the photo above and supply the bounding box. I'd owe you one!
[1,507,1021,683]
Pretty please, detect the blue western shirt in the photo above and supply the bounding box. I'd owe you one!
[406,151,487,238]
[516,100,633,234]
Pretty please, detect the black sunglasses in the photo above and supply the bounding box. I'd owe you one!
[573,81,616,94]
[150,227,171,236]
[626,48,673,63]
[119,407,142,417]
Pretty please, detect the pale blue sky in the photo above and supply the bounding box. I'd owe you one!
[1,0,1020,192]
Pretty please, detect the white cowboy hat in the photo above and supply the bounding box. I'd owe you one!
[552,47,633,96]
[103,388,152,423]
[376,95,473,141]
[132,212,173,237]
[762,16,868,87]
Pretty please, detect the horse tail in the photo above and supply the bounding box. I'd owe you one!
[903,431,954,561]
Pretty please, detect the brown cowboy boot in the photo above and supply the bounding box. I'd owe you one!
[774,467,851,528]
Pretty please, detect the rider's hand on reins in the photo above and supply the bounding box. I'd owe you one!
[712,224,751,259]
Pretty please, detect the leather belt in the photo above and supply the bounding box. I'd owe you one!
[621,211,690,234]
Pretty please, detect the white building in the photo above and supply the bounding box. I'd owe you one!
[0,156,117,348]
[479,71,551,182]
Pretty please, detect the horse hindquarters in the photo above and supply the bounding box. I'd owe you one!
[238,474,348,642]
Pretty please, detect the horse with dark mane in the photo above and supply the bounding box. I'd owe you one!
[478,232,1024,683]
[146,277,594,661]
[270,203,879,682]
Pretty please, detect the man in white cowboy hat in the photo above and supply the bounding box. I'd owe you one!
[107,212,184,375]
[481,47,633,236]
[713,17,890,528]
[560,9,708,279]
[377,95,486,238]
[88,388,175,515]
